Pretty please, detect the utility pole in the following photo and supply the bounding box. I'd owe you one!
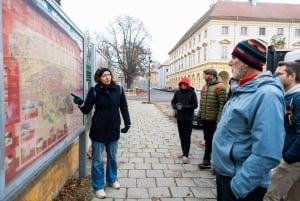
[148,56,152,103]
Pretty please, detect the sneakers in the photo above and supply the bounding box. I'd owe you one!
[198,160,211,169]
[109,181,121,189]
[95,189,106,199]
[182,156,189,164]
[95,181,120,198]
[177,154,184,158]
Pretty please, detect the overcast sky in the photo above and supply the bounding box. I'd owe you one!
[61,0,300,63]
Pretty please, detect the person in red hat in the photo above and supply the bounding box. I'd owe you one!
[171,77,198,164]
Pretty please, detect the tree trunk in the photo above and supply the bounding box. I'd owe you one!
[125,77,133,89]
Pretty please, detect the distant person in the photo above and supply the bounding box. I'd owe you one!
[71,67,131,199]
[171,77,198,164]
[197,69,226,169]
[264,61,300,201]
[212,39,285,201]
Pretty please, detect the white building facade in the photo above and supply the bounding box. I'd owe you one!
[157,60,170,89]
[168,0,300,90]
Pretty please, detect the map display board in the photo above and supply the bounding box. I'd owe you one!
[2,0,84,184]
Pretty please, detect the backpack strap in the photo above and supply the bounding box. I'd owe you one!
[92,87,96,99]
[215,83,221,95]
[201,82,221,100]
[118,85,122,96]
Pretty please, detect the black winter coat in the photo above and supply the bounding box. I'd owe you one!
[171,87,198,120]
[79,84,131,142]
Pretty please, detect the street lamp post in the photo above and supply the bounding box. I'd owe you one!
[148,56,152,103]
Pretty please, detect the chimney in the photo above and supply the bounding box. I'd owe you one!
[249,0,257,6]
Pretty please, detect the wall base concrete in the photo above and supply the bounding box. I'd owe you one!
[10,142,79,201]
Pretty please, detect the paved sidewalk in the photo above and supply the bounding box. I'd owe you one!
[91,100,217,200]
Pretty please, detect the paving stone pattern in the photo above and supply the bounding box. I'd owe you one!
[89,100,216,201]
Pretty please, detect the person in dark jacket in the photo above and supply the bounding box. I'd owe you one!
[264,61,300,201]
[71,67,131,199]
[198,69,227,169]
[171,77,198,164]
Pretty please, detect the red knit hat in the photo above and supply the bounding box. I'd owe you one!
[178,77,190,88]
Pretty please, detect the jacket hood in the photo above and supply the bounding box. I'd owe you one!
[235,71,284,95]
[179,77,190,88]
[286,83,300,96]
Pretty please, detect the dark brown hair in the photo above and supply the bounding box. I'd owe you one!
[277,61,300,83]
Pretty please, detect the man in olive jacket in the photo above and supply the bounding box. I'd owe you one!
[198,69,226,169]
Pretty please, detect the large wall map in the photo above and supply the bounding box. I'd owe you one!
[3,0,83,183]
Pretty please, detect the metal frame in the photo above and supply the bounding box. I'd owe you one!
[0,0,87,200]
[0,0,5,198]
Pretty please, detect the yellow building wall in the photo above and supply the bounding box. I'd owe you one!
[12,141,79,201]
[168,62,231,91]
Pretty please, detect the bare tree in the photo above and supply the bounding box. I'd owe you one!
[95,15,152,89]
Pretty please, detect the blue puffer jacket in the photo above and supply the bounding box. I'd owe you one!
[212,71,285,199]
[79,83,131,142]
[283,84,300,164]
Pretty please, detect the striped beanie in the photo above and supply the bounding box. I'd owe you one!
[231,39,266,71]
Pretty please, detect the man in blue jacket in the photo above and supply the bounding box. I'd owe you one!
[212,39,285,201]
[264,61,300,201]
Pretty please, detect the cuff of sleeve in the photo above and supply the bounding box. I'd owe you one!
[78,103,84,108]
[230,180,241,200]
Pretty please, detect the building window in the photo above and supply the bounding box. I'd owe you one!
[198,50,201,63]
[204,48,207,61]
[277,28,284,35]
[241,27,247,35]
[259,27,266,35]
[198,33,201,42]
[221,46,228,59]
[204,29,207,38]
[222,26,229,34]
[295,29,300,36]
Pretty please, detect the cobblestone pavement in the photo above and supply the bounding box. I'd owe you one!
[89,100,216,201]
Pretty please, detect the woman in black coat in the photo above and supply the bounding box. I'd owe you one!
[171,77,198,164]
[71,68,131,198]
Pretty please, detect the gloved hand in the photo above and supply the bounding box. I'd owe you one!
[71,93,84,105]
[176,103,183,110]
[121,125,130,133]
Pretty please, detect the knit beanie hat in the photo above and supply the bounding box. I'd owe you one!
[98,67,112,77]
[178,77,190,88]
[231,39,266,71]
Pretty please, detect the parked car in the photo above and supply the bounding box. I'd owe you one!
[192,91,202,128]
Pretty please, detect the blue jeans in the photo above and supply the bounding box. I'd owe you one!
[91,140,119,190]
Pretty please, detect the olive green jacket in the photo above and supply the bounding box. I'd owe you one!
[198,78,227,122]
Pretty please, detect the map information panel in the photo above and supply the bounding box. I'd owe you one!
[3,0,83,183]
